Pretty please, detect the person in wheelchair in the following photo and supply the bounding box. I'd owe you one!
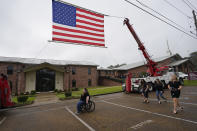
[76,88,90,114]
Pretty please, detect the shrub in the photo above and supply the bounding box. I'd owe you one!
[17,95,29,103]
[25,92,30,95]
[54,89,58,92]
[72,88,79,91]
[31,90,36,95]
[20,93,25,95]
[65,91,72,97]
[57,90,63,93]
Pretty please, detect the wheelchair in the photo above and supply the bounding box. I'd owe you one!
[79,100,95,113]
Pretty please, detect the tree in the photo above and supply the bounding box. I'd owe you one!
[189,51,197,70]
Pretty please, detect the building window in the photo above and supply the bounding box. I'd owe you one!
[88,68,91,75]
[72,68,76,75]
[72,80,76,88]
[7,66,13,75]
[88,79,92,86]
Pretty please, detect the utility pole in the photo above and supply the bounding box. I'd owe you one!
[193,10,197,36]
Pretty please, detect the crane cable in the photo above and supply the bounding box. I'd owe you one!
[124,0,197,39]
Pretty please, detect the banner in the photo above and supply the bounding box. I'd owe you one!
[189,72,197,80]
[52,0,105,47]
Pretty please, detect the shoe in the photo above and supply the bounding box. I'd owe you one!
[75,112,80,115]
[173,111,177,114]
[178,107,183,111]
[158,101,161,104]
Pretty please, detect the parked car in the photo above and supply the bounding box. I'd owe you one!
[177,72,188,80]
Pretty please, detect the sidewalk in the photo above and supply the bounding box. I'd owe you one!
[30,92,60,106]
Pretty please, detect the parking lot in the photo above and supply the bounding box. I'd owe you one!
[0,86,197,131]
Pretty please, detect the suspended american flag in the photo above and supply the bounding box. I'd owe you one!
[52,0,105,47]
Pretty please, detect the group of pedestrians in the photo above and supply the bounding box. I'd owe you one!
[140,74,183,114]
[0,73,13,109]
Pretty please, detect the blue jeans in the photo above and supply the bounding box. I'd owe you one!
[77,100,85,113]
[156,90,166,101]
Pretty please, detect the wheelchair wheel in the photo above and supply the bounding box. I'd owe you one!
[86,101,95,112]
[80,104,86,113]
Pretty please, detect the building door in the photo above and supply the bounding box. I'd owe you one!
[36,68,55,92]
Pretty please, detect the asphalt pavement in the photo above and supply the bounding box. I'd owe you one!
[0,86,197,131]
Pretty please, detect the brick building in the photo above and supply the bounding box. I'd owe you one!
[0,56,98,95]
[98,54,194,79]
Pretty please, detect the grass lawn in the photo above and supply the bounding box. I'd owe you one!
[12,95,36,105]
[184,80,197,86]
[56,86,122,100]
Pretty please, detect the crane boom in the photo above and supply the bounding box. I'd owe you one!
[123,18,159,76]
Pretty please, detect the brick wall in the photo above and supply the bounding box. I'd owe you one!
[0,62,26,95]
[0,62,98,94]
[98,77,122,86]
[68,65,97,89]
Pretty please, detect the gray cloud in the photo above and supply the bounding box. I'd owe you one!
[0,0,197,67]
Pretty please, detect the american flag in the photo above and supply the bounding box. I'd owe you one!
[52,0,105,47]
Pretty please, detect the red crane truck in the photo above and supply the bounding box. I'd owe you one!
[122,18,183,93]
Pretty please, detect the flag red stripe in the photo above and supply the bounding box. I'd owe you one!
[53,25,104,37]
[76,14,104,23]
[53,31,105,42]
[76,19,104,27]
[76,25,104,32]
[76,8,104,18]
[53,37,105,46]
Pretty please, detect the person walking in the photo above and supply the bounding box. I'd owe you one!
[141,79,149,103]
[155,79,167,104]
[168,75,183,114]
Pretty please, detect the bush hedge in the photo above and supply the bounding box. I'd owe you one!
[17,95,29,103]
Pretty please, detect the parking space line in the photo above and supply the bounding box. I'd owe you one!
[12,107,65,117]
[65,106,95,131]
[0,117,7,125]
[133,97,197,106]
[130,120,153,130]
[102,100,197,124]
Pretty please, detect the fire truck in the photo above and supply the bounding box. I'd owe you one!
[122,18,184,93]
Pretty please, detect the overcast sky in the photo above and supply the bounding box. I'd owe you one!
[0,0,197,67]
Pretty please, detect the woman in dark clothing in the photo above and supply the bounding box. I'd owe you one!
[76,88,90,114]
[141,79,149,103]
[155,79,167,104]
[168,75,183,114]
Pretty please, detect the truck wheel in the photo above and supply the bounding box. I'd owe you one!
[148,83,153,92]
[179,78,184,85]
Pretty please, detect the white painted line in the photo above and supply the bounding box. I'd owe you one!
[102,100,197,124]
[65,106,95,131]
[133,97,197,106]
[13,107,65,117]
[0,117,7,125]
[130,120,153,130]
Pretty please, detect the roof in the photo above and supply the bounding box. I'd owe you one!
[113,55,176,70]
[168,59,189,67]
[97,67,113,71]
[0,56,97,66]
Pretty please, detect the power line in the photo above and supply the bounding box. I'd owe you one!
[162,0,192,18]
[124,0,197,39]
[182,0,197,12]
[134,0,190,31]
[185,0,197,11]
